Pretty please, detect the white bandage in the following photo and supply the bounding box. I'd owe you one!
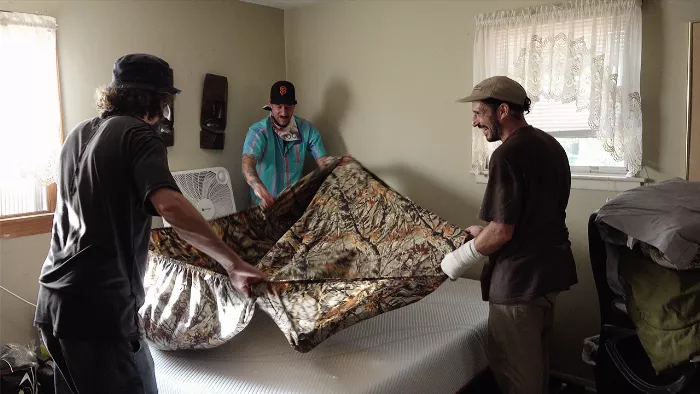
[440,239,486,280]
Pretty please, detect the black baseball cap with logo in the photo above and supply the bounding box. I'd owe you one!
[108,53,181,95]
[263,80,297,111]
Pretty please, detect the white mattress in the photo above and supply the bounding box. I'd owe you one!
[151,278,489,394]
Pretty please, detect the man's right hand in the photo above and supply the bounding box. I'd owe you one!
[151,188,268,296]
[253,183,274,209]
[226,260,266,297]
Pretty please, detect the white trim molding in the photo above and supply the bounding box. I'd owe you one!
[475,172,646,192]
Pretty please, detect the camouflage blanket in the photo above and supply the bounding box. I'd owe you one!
[139,157,468,352]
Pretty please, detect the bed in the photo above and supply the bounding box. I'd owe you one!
[150,278,489,394]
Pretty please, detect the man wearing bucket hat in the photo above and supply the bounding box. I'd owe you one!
[33,54,265,394]
[242,80,339,208]
[440,76,577,394]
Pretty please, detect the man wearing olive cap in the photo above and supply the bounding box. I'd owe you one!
[441,76,578,394]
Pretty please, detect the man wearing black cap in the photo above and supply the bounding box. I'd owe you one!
[242,80,337,208]
[33,54,266,394]
[441,76,577,394]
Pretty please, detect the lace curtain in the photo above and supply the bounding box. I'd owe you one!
[0,11,61,187]
[471,0,643,177]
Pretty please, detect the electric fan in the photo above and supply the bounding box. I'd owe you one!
[162,167,236,227]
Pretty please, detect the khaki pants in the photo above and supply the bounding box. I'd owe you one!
[487,293,557,394]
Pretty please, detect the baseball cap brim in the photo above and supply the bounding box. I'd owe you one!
[263,99,297,110]
[270,99,297,106]
[455,91,491,103]
[164,86,181,95]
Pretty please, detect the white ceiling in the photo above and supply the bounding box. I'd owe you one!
[239,0,329,10]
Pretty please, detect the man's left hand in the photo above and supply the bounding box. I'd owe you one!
[317,155,351,168]
[466,225,485,238]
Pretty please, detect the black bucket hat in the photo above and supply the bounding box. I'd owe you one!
[108,53,181,95]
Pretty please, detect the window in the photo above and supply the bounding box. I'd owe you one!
[472,0,643,178]
[499,17,627,174]
[525,99,626,174]
[0,11,62,238]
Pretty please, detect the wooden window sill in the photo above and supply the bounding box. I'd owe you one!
[0,212,54,239]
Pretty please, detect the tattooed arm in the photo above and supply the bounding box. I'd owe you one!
[241,154,262,187]
[242,154,274,208]
[315,156,337,168]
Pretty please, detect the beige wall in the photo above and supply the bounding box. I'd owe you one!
[0,0,285,345]
[0,234,51,345]
[285,0,700,379]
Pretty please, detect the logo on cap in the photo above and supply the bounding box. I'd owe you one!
[280,86,287,96]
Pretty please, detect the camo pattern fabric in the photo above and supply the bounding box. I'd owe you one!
[140,255,255,350]
[140,157,468,352]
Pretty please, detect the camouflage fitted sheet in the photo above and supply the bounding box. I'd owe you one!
[139,157,469,352]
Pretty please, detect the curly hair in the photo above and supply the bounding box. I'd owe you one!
[482,97,532,119]
[95,87,174,119]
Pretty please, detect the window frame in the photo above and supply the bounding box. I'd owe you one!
[549,129,628,176]
[569,164,628,176]
[480,122,633,187]
[475,170,645,191]
[0,15,63,239]
[482,130,629,177]
[0,163,62,240]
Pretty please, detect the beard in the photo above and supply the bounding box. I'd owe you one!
[483,121,501,142]
[272,115,290,128]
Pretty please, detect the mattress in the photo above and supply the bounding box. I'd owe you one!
[151,278,489,394]
[143,157,470,353]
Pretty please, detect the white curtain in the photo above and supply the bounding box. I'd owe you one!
[0,11,61,187]
[471,0,643,177]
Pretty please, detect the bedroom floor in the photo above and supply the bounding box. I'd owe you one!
[461,370,590,393]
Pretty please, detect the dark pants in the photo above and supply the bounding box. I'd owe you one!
[39,327,158,394]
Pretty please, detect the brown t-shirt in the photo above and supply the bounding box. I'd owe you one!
[479,126,578,304]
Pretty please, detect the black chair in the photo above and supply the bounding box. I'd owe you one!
[588,213,700,394]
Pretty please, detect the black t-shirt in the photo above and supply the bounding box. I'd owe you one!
[479,126,578,304]
[34,115,180,339]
